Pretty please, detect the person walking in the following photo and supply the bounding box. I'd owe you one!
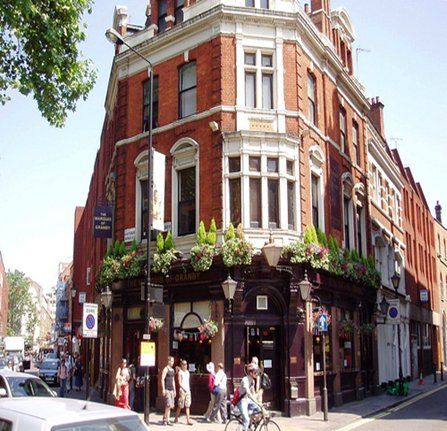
[113,358,131,409]
[73,354,83,391]
[65,353,74,393]
[208,362,227,424]
[203,362,221,421]
[57,358,69,398]
[161,356,176,426]
[237,363,263,431]
[250,356,263,403]
[174,360,193,425]
[128,359,136,410]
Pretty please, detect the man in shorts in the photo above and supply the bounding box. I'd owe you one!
[174,360,193,425]
[161,356,176,425]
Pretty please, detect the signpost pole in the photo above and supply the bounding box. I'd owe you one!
[85,339,89,400]
[322,330,328,421]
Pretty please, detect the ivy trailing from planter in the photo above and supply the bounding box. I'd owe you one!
[221,223,253,267]
[152,230,177,274]
[190,219,217,272]
[98,240,146,287]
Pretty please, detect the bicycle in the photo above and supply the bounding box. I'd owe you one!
[224,404,281,431]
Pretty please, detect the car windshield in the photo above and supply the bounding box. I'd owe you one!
[51,416,148,431]
[41,361,58,370]
[7,376,54,397]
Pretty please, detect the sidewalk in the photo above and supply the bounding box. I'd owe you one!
[64,375,446,431]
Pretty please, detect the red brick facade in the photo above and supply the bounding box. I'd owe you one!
[0,251,8,337]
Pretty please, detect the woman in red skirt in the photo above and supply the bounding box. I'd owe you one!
[113,358,131,409]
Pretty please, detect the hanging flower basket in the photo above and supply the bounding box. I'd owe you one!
[221,223,253,267]
[149,317,164,334]
[198,319,218,339]
[190,243,215,272]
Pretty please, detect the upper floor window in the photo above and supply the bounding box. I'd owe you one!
[309,145,325,231]
[244,51,274,110]
[307,73,317,126]
[342,175,354,249]
[158,0,167,33]
[245,0,268,7]
[143,76,159,131]
[179,62,197,118]
[245,0,255,6]
[175,0,184,24]
[171,139,199,236]
[352,121,359,165]
[339,106,347,154]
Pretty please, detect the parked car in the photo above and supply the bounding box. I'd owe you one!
[0,359,7,370]
[0,370,56,398]
[44,353,58,360]
[38,360,60,386]
[0,398,149,430]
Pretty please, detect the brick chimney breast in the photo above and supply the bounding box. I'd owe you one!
[368,96,385,138]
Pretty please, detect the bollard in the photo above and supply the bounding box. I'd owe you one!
[441,363,444,381]
[433,363,437,384]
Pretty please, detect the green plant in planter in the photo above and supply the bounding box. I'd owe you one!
[190,219,217,272]
[282,225,329,270]
[153,231,177,274]
[98,240,145,287]
[222,223,253,267]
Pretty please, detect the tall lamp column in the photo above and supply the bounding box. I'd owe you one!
[70,286,76,356]
[390,272,404,393]
[106,27,154,425]
[222,275,237,390]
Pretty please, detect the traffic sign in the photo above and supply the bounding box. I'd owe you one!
[317,314,329,332]
[82,303,98,338]
[140,341,156,367]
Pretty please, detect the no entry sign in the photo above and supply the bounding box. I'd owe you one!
[82,303,98,338]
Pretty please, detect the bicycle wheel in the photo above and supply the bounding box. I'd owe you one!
[225,419,244,431]
[258,419,281,431]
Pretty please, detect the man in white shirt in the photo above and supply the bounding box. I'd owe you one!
[174,360,193,425]
[209,362,227,423]
[238,363,262,431]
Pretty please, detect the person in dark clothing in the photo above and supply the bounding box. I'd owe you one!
[161,356,176,426]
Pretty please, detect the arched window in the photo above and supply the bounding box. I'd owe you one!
[171,138,199,236]
[342,173,354,249]
[354,182,366,256]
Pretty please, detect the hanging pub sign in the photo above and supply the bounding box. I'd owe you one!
[93,205,113,238]
[152,150,166,232]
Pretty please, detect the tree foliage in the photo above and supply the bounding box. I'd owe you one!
[0,0,97,126]
[6,270,37,337]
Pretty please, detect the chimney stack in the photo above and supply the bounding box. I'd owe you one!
[435,201,442,224]
[304,3,310,14]
[368,96,385,138]
[310,0,332,39]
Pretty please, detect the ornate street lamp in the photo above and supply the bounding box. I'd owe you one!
[106,26,154,425]
[100,285,113,310]
[390,272,404,392]
[221,275,237,314]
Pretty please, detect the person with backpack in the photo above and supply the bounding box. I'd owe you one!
[237,363,263,431]
[203,362,221,422]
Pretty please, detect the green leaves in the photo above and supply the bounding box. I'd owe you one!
[6,270,37,337]
[0,0,97,126]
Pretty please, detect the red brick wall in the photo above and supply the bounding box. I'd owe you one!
[0,251,8,337]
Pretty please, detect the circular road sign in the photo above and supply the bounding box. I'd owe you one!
[86,313,96,330]
[388,306,399,319]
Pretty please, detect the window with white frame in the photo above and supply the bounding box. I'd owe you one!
[352,121,359,165]
[308,73,317,126]
[135,152,149,241]
[422,323,432,348]
[226,153,298,231]
[309,145,325,230]
[342,175,354,249]
[158,0,167,33]
[244,51,274,109]
[171,139,199,237]
[179,62,197,118]
[339,106,347,154]
[245,0,269,8]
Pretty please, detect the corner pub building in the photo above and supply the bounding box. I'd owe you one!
[73,0,381,417]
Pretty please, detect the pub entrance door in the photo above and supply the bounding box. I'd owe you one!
[246,325,281,409]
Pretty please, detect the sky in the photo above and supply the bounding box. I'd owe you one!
[0,0,446,291]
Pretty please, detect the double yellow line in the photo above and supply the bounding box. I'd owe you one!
[336,384,447,431]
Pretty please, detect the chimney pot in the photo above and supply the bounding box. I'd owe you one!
[304,3,310,14]
[435,201,442,223]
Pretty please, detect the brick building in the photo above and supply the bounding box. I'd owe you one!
[393,150,440,378]
[72,0,436,416]
[434,202,447,368]
[365,100,410,385]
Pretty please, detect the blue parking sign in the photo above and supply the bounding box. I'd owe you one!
[317,314,329,332]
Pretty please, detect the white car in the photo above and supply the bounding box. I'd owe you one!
[0,398,149,430]
[0,370,56,398]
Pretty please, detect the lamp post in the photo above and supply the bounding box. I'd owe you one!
[390,272,404,392]
[222,275,237,391]
[106,27,154,425]
[100,286,113,400]
[70,286,76,355]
